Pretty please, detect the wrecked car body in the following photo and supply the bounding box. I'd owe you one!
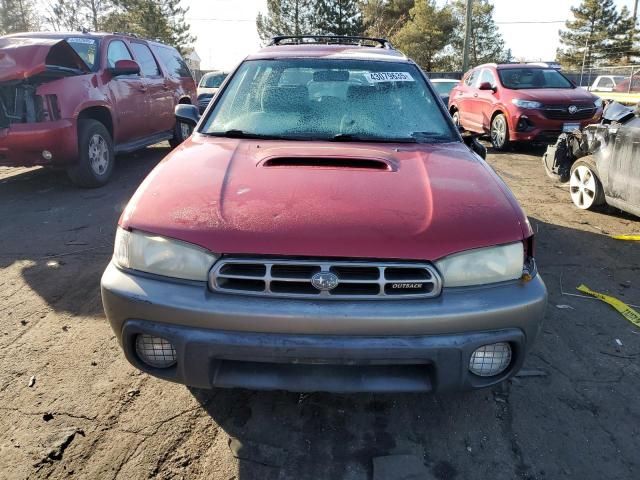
[542,101,640,217]
[0,33,196,187]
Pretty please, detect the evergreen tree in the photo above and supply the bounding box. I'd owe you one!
[360,0,414,39]
[393,0,456,71]
[256,0,315,43]
[101,0,195,53]
[0,0,39,34]
[46,0,113,32]
[314,0,363,36]
[557,0,639,69]
[453,0,509,68]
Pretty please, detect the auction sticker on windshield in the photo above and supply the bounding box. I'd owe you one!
[366,72,414,82]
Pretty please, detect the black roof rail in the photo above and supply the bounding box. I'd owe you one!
[269,35,393,49]
[112,31,140,39]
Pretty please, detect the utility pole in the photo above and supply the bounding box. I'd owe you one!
[461,0,473,73]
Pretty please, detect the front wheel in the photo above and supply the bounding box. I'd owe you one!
[67,119,114,188]
[169,120,193,148]
[569,159,605,210]
[490,114,510,150]
[451,110,460,126]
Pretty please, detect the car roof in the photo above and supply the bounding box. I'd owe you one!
[5,31,163,44]
[247,44,409,63]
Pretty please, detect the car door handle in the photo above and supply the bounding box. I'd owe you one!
[162,83,170,90]
[139,86,147,92]
[473,93,478,97]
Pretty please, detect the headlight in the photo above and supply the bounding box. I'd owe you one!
[511,99,542,109]
[594,97,603,108]
[435,243,524,287]
[113,227,217,281]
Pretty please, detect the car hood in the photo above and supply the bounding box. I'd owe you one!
[120,137,529,261]
[514,88,597,105]
[0,37,89,83]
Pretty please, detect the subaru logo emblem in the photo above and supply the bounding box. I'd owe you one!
[311,272,339,291]
[568,105,578,114]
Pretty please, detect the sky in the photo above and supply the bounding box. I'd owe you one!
[185,0,638,70]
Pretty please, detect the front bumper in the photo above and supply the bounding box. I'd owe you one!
[101,263,547,392]
[0,119,78,167]
[508,109,601,143]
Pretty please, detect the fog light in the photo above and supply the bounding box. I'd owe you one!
[469,342,512,377]
[135,334,176,368]
[42,150,52,160]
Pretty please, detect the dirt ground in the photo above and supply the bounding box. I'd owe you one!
[0,143,639,480]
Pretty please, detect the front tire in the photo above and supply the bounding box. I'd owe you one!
[569,158,605,210]
[490,113,510,150]
[451,110,460,127]
[67,119,114,188]
[169,119,193,148]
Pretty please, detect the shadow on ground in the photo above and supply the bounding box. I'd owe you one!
[0,146,168,317]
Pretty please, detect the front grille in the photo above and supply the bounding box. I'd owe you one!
[542,104,596,120]
[209,258,442,299]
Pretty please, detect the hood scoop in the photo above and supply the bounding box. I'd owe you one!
[262,156,393,171]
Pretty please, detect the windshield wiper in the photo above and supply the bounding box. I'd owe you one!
[205,129,288,140]
[331,133,417,143]
[409,132,454,143]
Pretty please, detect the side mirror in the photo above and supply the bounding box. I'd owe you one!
[478,82,495,92]
[462,133,487,159]
[175,104,200,127]
[110,59,140,76]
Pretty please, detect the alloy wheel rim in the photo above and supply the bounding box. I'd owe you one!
[88,134,109,175]
[491,116,506,147]
[180,122,191,139]
[569,165,597,209]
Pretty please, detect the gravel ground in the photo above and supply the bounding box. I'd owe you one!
[0,143,638,480]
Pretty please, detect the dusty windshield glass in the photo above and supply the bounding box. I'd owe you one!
[201,59,455,142]
[498,68,574,90]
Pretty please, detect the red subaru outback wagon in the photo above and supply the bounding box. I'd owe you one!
[0,32,196,187]
[449,63,602,150]
[101,36,547,393]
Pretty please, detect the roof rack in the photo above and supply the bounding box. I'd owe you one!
[112,31,140,38]
[269,35,393,49]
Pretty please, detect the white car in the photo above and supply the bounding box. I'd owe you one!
[197,71,228,112]
[588,75,626,92]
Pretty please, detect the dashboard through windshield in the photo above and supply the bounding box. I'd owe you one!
[200,59,456,143]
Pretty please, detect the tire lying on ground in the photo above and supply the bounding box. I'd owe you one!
[67,119,115,188]
[569,156,605,210]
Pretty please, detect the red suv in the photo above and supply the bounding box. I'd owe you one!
[101,36,547,393]
[449,64,602,150]
[0,32,196,187]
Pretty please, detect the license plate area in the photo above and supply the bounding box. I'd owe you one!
[562,123,580,132]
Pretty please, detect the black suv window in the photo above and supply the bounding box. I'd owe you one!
[107,40,133,68]
[130,42,161,77]
[151,45,192,78]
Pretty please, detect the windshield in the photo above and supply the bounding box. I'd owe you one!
[432,81,458,96]
[498,68,574,90]
[201,59,456,142]
[65,37,98,70]
[201,73,227,88]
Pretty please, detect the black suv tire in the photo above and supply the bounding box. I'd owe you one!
[67,119,114,188]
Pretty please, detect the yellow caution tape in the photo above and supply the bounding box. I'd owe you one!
[611,234,640,241]
[577,284,640,328]
[595,91,640,105]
